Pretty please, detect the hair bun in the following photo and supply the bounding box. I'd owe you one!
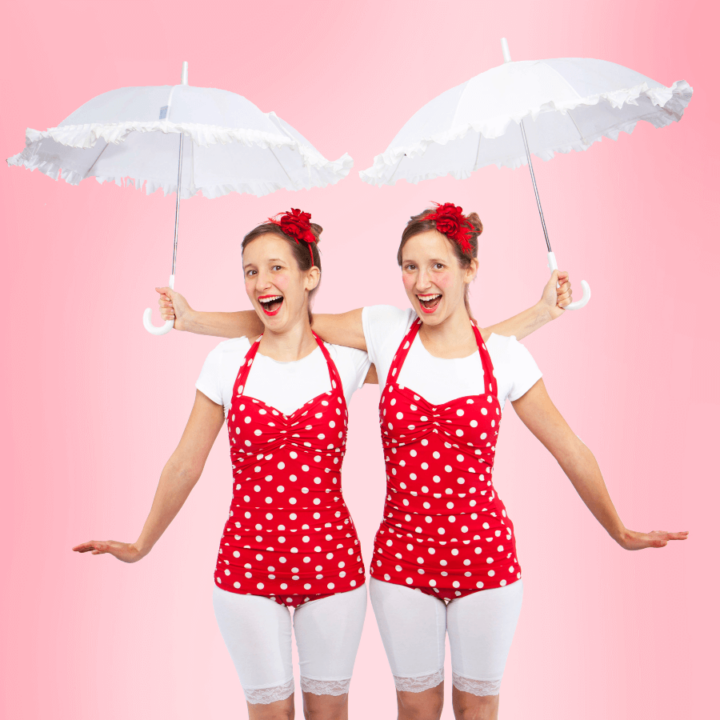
[309,222,323,244]
[464,212,483,236]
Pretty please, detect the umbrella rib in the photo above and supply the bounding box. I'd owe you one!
[387,154,404,185]
[83,141,111,181]
[566,110,589,147]
[268,146,298,190]
[472,132,482,172]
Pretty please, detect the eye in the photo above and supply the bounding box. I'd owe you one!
[403,263,416,271]
[433,263,445,270]
[245,268,256,277]
[272,265,282,271]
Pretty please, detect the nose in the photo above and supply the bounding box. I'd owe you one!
[416,267,433,291]
[255,269,273,292]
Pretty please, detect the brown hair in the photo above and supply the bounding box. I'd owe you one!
[397,207,483,318]
[241,221,323,323]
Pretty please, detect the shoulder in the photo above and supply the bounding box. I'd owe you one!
[486,333,537,364]
[362,305,416,333]
[203,336,252,367]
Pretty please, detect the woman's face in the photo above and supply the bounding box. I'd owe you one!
[242,233,318,333]
[400,230,477,326]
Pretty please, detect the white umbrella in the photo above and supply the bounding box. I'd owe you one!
[8,62,353,334]
[360,40,693,309]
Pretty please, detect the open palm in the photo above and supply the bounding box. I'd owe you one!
[72,540,145,563]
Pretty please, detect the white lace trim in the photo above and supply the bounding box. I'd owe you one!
[452,672,501,697]
[300,676,351,696]
[359,79,692,185]
[245,677,294,705]
[7,120,353,199]
[393,669,444,692]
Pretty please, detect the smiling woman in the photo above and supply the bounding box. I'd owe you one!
[243,209,323,323]
[154,203,687,720]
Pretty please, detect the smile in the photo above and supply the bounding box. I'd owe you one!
[417,293,442,314]
[258,294,284,316]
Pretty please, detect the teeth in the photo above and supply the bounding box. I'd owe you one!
[259,295,283,305]
[418,294,441,301]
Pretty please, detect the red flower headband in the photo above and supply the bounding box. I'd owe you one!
[423,202,475,253]
[269,208,317,266]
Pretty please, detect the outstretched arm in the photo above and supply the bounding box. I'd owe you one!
[155,270,572,346]
[72,391,225,562]
[485,270,571,341]
[512,380,688,550]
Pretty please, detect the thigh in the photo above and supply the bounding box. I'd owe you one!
[212,586,294,703]
[293,584,367,694]
[446,579,523,695]
[369,577,447,689]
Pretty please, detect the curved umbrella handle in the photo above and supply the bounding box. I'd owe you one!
[143,275,175,335]
[548,252,591,311]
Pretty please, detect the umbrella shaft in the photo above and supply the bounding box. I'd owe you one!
[519,119,552,253]
[172,133,185,276]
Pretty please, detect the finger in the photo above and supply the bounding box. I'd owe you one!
[557,270,569,282]
[155,287,171,295]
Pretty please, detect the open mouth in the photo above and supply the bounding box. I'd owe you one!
[258,294,284,316]
[417,293,442,314]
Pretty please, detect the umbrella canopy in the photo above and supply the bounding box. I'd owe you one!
[360,57,691,186]
[9,82,352,198]
[8,63,353,334]
[359,45,692,310]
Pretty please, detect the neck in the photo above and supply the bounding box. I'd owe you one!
[258,313,317,362]
[418,302,478,356]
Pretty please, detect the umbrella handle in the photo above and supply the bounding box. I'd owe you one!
[143,275,175,335]
[548,252,591,311]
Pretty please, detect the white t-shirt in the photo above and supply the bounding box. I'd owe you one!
[196,337,371,417]
[362,305,542,410]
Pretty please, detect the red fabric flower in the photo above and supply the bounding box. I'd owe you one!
[424,202,474,253]
[269,208,316,265]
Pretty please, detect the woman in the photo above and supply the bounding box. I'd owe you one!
[157,204,687,720]
[74,208,565,720]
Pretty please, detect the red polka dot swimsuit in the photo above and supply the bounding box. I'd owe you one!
[370,319,522,600]
[214,333,365,607]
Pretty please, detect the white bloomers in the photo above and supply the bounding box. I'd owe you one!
[369,577,523,696]
[213,584,367,704]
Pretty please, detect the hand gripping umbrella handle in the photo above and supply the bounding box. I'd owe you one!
[143,275,175,335]
[547,253,591,310]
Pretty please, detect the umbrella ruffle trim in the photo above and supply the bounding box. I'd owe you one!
[18,120,319,153]
[359,79,693,185]
[6,150,354,199]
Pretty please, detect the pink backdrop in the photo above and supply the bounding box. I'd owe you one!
[1,1,716,718]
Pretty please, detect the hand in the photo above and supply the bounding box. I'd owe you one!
[616,529,689,551]
[72,540,147,563]
[540,270,572,320]
[155,287,194,331]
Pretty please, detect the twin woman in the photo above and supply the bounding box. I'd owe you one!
[74,204,686,720]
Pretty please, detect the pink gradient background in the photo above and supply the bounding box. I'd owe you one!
[1,1,717,718]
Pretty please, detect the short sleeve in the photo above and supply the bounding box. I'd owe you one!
[333,345,372,400]
[506,337,543,402]
[362,305,414,367]
[195,343,226,407]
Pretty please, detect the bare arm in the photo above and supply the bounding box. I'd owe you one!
[512,379,688,550]
[485,270,571,341]
[73,391,226,562]
[156,269,572,348]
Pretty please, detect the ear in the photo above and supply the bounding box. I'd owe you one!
[305,266,321,292]
[463,258,479,285]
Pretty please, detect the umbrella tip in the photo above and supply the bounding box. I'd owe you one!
[501,38,512,63]
[181,61,189,85]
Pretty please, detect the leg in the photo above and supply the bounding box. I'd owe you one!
[369,578,447,720]
[212,586,295,719]
[293,585,368,720]
[446,580,524,720]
